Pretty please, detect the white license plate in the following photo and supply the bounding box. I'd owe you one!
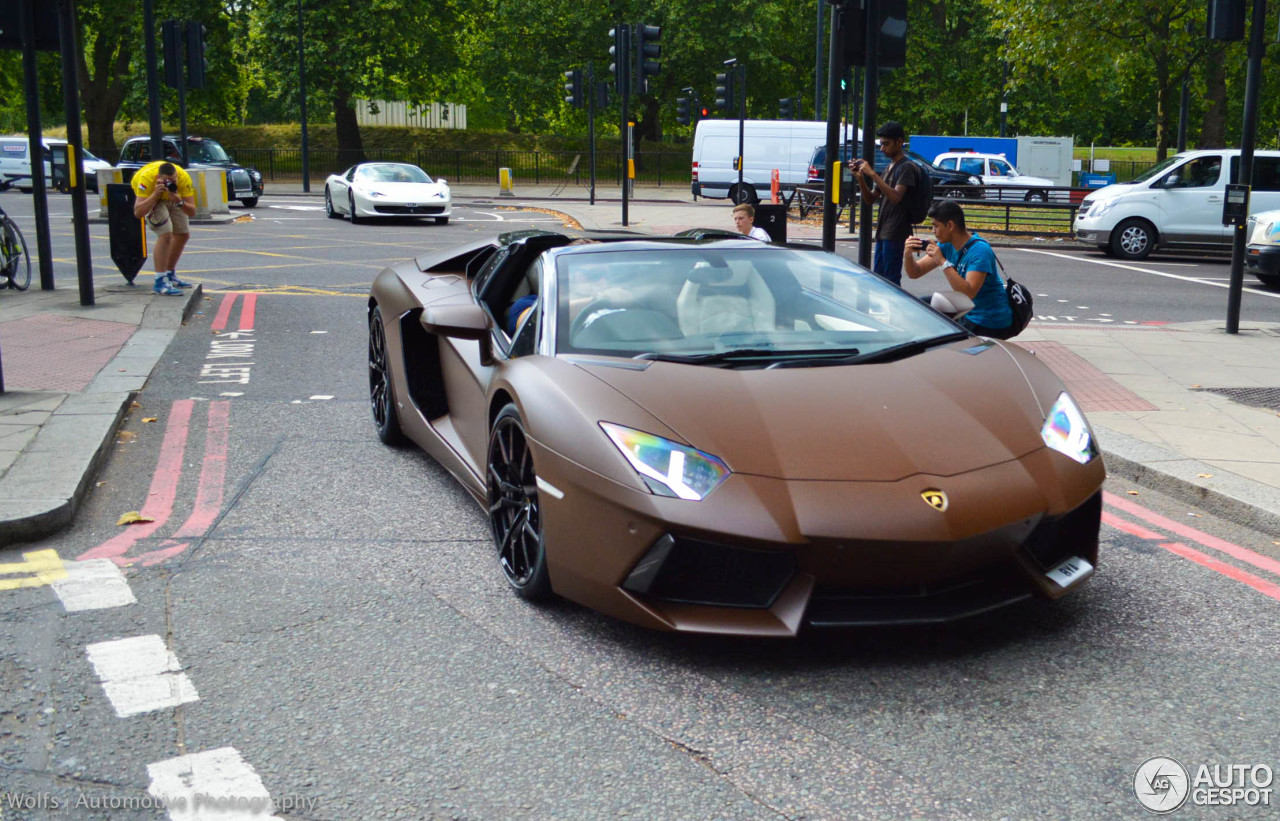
[1046,556,1094,588]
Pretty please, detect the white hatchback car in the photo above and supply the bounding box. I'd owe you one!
[1246,208,1280,287]
[933,152,1056,201]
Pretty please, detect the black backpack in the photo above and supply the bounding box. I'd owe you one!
[991,252,1034,338]
[907,161,934,224]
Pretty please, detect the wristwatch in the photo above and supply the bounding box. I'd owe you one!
[941,260,956,271]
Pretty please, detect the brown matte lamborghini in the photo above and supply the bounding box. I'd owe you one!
[367,229,1105,637]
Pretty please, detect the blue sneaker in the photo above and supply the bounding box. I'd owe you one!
[153,278,182,296]
[168,272,193,288]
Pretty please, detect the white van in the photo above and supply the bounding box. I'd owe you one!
[1074,149,1280,259]
[691,119,855,205]
[0,137,114,193]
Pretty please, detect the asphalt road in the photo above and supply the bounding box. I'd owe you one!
[2,192,1279,819]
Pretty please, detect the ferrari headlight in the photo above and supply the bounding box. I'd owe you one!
[600,422,730,500]
[366,189,386,198]
[1041,393,1098,464]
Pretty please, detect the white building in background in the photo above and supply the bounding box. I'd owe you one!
[355,100,467,129]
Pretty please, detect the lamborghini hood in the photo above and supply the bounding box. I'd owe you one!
[576,344,1049,482]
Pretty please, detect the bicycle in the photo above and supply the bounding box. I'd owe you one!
[0,202,31,291]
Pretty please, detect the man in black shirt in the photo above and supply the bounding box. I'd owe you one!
[849,121,919,286]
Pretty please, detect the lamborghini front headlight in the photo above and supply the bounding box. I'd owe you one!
[600,422,730,500]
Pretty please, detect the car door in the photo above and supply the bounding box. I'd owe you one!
[1239,155,1280,216]
[1154,155,1228,244]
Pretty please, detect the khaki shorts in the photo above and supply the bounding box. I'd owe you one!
[145,199,190,235]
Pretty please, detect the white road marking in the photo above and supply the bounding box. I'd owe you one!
[1016,248,1280,299]
[266,205,324,211]
[50,559,136,611]
[308,395,334,400]
[85,635,199,717]
[148,747,284,820]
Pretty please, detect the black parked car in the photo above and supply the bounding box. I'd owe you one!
[806,143,982,197]
[117,135,264,207]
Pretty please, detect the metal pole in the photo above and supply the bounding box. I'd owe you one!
[58,0,94,306]
[821,6,843,252]
[587,63,596,205]
[177,29,189,167]
[858,0,880,269]
[144,0,163,160]
[999,60,1008,138]
[814,0,824,121]
[298,0,310,192]
[619,24,629,226]
[19,0,54,291]
[737,62,745,198]
[1225,0,1266,334]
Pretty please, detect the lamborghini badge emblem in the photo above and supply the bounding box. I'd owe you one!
[921,489,948,512]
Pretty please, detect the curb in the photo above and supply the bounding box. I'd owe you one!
[1097,422,1280,536]
[0,285,203,546]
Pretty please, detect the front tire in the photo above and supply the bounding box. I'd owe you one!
[368,307,405,446]
[349,192,361,224]
[1254,273,1280,288]
[435,216,449,226]
[2,219,31,291]
[1025,190,1048,202]
[325,187,340,219]
[1110,218,1156,260]
[239,197,259,208]
[487,404,551,600]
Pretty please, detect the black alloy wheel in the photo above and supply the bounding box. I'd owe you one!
[487,405,551,600]
[1024,190,1048,202]
[325,187,340,219]
[368,307,405,446]
[349,191,361,224]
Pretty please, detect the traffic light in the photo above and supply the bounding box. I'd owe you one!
[675,97,690,126]
[186,21,208,89]
[162,20,183,88]
[842,0,908,68]
[595,81,611,109]
[779,97,794,120]
[564,69,584,108]
[608,26,628,94]
[715,72,735,112]
[636,24,661,93]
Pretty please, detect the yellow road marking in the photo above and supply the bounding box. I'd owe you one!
[0,549,67,590]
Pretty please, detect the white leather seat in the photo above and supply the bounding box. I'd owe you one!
[676,264,776,336]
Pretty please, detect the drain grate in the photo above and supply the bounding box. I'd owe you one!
[1193,387,1280,411]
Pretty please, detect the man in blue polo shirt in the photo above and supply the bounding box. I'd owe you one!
[903,200,1014,338]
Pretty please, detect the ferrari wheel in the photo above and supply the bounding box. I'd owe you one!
[487,404,551,600]
[435,217,449,226]
[368,307,405,446]
[349,192,361,224]
[325,187,340,219]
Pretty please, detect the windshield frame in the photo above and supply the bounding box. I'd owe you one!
[549,244,966,366]
[354,163,434,184]
[1127,154,1186,185]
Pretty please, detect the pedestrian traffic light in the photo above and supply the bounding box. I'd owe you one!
[675,97,690,125]
[186,21,208,89]
[779,97,794,120]
[564,69,584,108]
[162,20,183,88]
[637,24,661,93]
[715,72,734,112]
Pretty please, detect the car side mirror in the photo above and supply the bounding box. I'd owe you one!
[421,303,489,339]
[421,303,494,365]
[438,178,448,185]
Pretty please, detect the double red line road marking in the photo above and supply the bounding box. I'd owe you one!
[79,295,255,567]
[1103,491,1280,602]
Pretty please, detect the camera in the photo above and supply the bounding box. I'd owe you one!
[918,239,932,251]
[164,180,178,193]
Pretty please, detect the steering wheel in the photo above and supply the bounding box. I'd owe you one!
[569,297,628,341]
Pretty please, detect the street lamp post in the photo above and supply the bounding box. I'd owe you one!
[298,0,310,193]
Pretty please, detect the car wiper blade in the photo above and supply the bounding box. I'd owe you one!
[637,348,856,365]
[771,332,968,368]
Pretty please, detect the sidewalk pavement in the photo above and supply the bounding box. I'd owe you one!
[1,187,1278,549]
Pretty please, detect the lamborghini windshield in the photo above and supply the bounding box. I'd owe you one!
[555,246,964,364]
